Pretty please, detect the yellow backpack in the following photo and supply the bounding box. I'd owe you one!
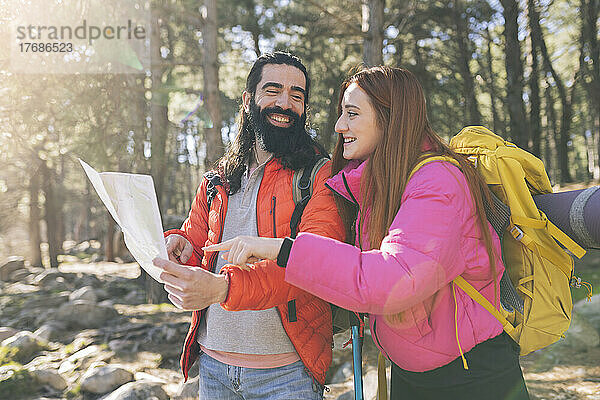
[412,126,589,355]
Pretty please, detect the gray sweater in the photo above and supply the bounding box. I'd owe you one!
[196,161,296,355]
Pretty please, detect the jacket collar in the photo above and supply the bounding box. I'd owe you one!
[325,159,366,205]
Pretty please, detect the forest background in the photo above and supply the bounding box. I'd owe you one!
[1,0,599,303]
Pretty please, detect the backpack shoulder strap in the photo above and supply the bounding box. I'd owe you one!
[289,156,329,238]
[203,170,223,209]
[408,155,460,182]
[453,276,515,334]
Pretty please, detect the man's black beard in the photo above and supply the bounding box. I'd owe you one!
[248,99,308,157]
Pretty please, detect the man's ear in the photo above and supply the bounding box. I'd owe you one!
[242,91,251,114]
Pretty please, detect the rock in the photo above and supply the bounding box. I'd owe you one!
[80,364,133,394]
[574,294,600,332]
[1,331,48,363]
[0,326,18,342]
[24,354,62,371]
[336,390,354,400]
[31,270,75,291]
[562,312,600,350]
[99,381,168,400]
[58,345,113,374]
[27,292,70,310]
[123,290,144,305]
[171,376,198,400]
[133,371,168,384]
[29,368,68,390]
[34,310,55,327]
[72,241,92,254]
[8,268,30,282]
[0,256,25,281]
[99,299,115,307]
[108,340,131,352]
[330,361,353,384]
[33,322,64,342]
[95,288,110,301]
[76,274,103,288]
[53,300,119,329]
[31,269,61,285]
[69,286,98,303]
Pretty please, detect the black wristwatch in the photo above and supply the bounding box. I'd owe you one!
[276,237,294,268]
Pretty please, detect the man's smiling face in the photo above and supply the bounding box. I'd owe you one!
[244,63,306,125]
[242,63,308,155]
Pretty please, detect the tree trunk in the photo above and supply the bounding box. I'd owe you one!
[202,0,225,170]
[527,0,542,157]
[29,166,43,267]
[453,0,481,124]
[362,0,384,66]
[581,0,600,180]
[147,12,171,304]
[544,83,558,183]
[55,153,66,250]
[41,163,59,268]
[479,27,503,134]
[529,0,574,182]
[150,12,169,214]
[500,0,530,149]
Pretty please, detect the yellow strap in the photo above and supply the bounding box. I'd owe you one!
[546,218,586,259]
[510,214,585,259]
[377,352,388,400]
[510,215,546,229]
[509,222,574,279]
[453,276,515,335]
[518,275,534,285]
[452,282,469,370]
[517,286,534,299]
[408,156,459,181]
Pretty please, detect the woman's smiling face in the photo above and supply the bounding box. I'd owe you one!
[335,82,383,160]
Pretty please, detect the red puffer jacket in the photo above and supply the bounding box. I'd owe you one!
[165,158,345,385]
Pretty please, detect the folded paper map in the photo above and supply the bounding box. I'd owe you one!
[79,159,167,282]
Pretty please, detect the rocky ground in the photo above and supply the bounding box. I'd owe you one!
[1,246,599,400]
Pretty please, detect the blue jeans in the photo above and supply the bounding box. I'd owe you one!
[197,351,323,400]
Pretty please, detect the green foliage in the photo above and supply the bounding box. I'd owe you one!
[0,346,19,365]
[65,382,82,398]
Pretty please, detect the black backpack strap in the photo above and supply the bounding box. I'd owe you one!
[287,156,328,323]
[204,171,223,209]
[289,156,329,238]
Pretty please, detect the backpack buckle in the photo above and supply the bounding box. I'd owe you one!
[510,225,524,241]
[467,155,478,168]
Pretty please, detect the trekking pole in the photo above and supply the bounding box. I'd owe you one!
[350,312,364,400]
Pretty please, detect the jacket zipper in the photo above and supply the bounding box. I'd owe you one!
[325,175,362,249]
[271,195,277,237]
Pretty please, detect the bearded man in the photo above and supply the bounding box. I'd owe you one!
[153,52,344,400]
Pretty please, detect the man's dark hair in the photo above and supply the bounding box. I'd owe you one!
[216,52,326,195]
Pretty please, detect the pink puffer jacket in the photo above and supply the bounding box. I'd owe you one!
[284,159,504,372]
